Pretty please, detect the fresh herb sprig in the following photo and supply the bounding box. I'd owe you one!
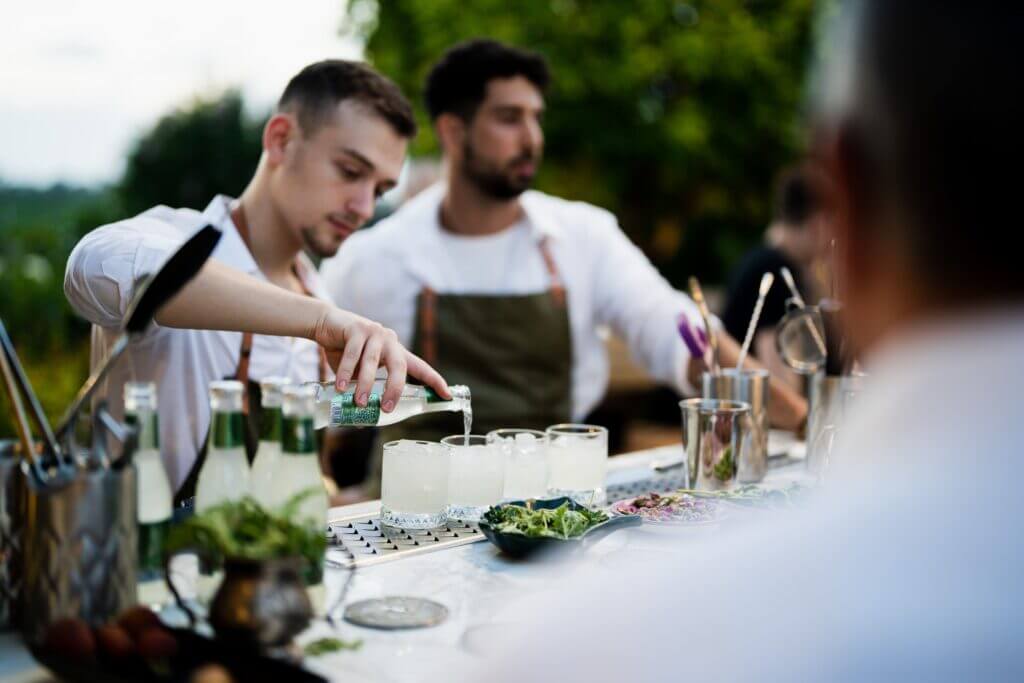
[304,637,362,657]
[163,489,327,583]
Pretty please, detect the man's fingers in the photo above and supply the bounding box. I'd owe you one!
[354,335,384,406]
[380,344,408,413]
[334,329,366,391]
[406,351,451,399]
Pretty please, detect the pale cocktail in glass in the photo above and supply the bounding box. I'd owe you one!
[486,428,548,501]
[545,424,608,506]
[380,439,449,529]
[442,434,505,521]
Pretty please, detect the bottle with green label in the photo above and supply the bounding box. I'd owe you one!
[309,382,471,429]
[123,381,173,579]
[277,384,328,526]
[250,376,289,509]
[195,380,250,512]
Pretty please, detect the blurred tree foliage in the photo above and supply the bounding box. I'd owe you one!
[345,0,818,285]
[118,90,263,215]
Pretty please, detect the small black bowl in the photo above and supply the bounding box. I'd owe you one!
[477,497,641,559]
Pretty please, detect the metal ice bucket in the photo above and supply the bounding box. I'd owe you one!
[19,462,138,643]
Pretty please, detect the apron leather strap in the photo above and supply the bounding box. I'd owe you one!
[538,237,566,308]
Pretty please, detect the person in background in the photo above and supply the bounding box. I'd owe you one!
[470,1,1024,680]
[321,40,807,492]
[720,166,827,389]
[65,60,449,501]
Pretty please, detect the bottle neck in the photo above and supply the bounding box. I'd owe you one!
[260,406,283,443]
[210,411,245,450]
[125,411,159,450]
[282,415,316,455]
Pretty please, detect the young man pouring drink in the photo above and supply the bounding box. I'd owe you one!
[65,60,450,501]
[322,40,807,489]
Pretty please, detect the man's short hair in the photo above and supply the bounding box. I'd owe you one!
[424,39,550,121]
[774,167,821,227]
[278,60,416,138]
[819,1,1023,298]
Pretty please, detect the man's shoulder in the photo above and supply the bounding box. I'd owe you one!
[523,190,617,225]
[92,204,207,236]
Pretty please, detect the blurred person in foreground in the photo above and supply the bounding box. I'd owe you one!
[321,40,807,482]
[468,2,1024,680]
[65,61,449,501]
[720,166,828,388]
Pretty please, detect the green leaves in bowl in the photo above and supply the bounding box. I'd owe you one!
[481,501,608,540]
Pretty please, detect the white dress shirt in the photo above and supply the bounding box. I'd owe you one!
[64,195,330,491]
[474,307,1024,681]
[320,183,704,420]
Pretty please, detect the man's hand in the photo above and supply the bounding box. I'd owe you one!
[312,307,451,413]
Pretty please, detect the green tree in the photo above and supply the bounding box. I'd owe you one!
[118,90,264,215]
[345,0,817,284]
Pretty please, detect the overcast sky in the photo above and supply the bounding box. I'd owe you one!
[0,0,363,188]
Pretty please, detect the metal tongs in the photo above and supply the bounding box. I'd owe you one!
[0,319,62,487]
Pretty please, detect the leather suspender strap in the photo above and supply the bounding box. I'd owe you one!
[538,237,566,308]
[419,287,438,366]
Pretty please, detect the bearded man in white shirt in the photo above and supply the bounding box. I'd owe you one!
[321,40,807,486]
[65,60,449,500]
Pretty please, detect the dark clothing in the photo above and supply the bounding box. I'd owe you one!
[720,246,805,348]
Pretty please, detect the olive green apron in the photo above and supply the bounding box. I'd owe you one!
[174,203,328,506]
[369,237,573,495]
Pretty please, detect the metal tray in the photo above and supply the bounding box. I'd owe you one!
[325,468,691,568]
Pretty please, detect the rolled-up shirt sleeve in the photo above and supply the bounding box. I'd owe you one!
[64,215,185,330]
[588,211,708,396]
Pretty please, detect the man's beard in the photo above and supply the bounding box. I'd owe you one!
[462,140,538,200]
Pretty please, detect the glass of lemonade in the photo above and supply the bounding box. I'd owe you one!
[486,429,548,501]
[380,440,449,529]
[441,435,505,522]
[545,424,608,506]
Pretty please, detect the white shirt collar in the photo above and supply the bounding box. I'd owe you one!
[202,195,259,275]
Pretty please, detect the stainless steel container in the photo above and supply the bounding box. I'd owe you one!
[680,398,752,491]
[702,369,770,483]
[19,464,138,644]
[806,372,866,478]
[1,439,23,630]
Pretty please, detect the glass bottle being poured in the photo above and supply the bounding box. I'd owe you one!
[308,381,471,430]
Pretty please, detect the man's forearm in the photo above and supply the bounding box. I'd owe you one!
[154,260,327,340]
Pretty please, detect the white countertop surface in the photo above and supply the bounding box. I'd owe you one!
[0,434,809,683]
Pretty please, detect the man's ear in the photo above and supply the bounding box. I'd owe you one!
[263,113,297,166]
[435,113,466,156]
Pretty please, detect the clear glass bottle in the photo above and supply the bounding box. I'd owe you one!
[310,382,472,430]
[277,385,328,526]
[195,380,250,512]
[250,376,289,509]
[123,381,173,578]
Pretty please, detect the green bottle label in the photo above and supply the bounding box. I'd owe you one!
[282,416,316,454]
[424,388,444,404]
[211,411,245,449]
[138,518,171,576]
[260,406,283,443]
[330,393,381,426]
[125,412,160,451]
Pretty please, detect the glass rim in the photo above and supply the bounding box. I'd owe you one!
[545,423,608,436]
[440,434,491,446]
[382,439,438,449]
[485,428,548,442]
[679,398,752,414]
